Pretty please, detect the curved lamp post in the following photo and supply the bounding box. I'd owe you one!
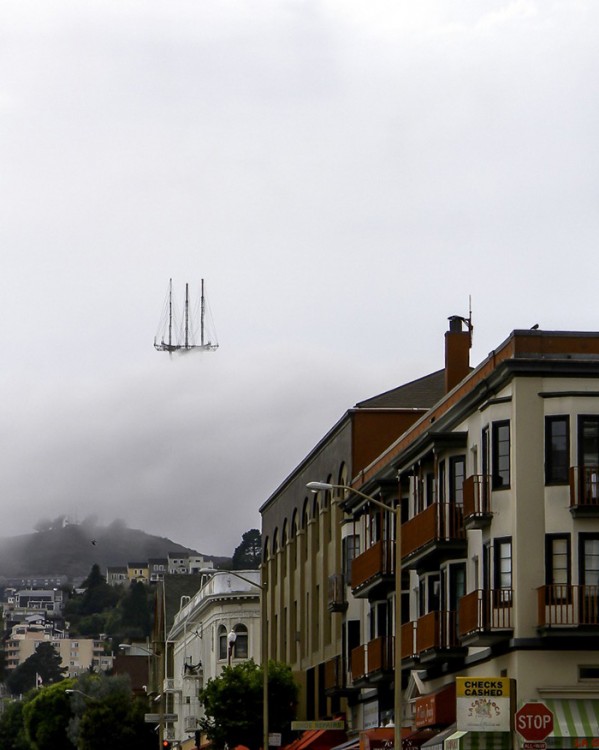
[225,570,269,750]
[306,481,402,750]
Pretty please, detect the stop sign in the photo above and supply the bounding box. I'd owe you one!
[515,703,554,742]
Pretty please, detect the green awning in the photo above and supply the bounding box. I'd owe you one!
[544,699,599,749]
[444,731,511,750]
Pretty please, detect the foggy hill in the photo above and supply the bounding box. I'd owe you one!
[0,519,228,580]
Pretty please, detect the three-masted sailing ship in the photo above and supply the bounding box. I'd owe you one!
[154,279,219,353]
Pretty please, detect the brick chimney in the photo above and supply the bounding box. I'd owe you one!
[445,316,471,393]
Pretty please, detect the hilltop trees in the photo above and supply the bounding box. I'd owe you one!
[232,529,261,569]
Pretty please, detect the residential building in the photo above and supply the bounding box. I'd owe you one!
[262,323,599,748]
[127,562,150,584]
[149,558,168,583]
[168,553,190,575]
[165,570,261,745]
[5,621,112,676]
[259,333,456,725]
[106,566,128,587]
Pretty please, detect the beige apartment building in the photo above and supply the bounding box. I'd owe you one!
[5,622,111,677]
[261,323,599,750]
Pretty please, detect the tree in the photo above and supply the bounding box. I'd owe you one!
[118,581,152,639]
[79,563,120,616]
[0,699,31,750]
[6,642,67,695]
[66,673,155,750]
[200,660,298,750]
[232,529,262,569]
[22,680,76,750]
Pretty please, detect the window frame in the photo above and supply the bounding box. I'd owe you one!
[545,415,570,485]
[494,537,512,591]
[492,420,511,489]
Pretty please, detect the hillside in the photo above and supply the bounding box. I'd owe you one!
[0,520,228,580]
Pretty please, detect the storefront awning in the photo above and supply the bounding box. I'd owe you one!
[284,729,348,750]
[420,724,457,750]
[330,738,360,750]
[444,730,511,750]
[545,699,599,749]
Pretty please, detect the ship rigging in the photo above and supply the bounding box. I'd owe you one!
[154,279,219,353]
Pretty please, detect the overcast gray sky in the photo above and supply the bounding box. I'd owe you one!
[1,0,598,556]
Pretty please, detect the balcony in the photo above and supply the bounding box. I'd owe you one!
[538,585,599,635]
[458,589,513,645]
[401,611,465,665]
[350,540,394,598]
[328,573,348,612]
[462,475,492,529]
[569,467,599,516]
[325,654,357,696]
[350,636,394,686]
[401,503,466,567]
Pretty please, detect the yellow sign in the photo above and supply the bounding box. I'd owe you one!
[456,677,511,698]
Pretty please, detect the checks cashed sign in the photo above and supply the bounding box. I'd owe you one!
[456,677,514,732]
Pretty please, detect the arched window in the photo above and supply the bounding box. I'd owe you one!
[232,623,249,659]
[218,625,228,660]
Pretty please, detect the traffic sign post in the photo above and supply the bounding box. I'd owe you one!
[515,703,554,744]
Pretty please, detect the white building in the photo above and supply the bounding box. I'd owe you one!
[165,570,261,745]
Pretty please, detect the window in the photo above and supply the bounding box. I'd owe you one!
[449,456,465,505]
[545,534,571,602]
[343,535,360,582]
[494,538,512,590]
[492,421,511,488]
[545,416,569,484]
[218,625,228,660]
[580,535,599,587]
[232,624,248,658]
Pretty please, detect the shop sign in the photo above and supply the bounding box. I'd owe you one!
[456,677,514,732]
[415,684,456,728]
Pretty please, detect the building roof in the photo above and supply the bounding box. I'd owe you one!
[355,369,446,409]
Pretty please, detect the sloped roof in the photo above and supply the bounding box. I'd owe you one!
[356,369,446,409]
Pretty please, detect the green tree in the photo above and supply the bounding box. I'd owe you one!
[200,660,298,750]
[78,692,155,750]
[79,563,120,616]
[232,529,262,569]
[0,698,31,750]
[6,642,67,695]
[118,581,151,639]
[22,680,75,750]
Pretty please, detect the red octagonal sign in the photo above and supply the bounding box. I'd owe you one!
[515,702,554,742]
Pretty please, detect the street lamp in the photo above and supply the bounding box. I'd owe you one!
[306,481,403,750]
[225,570,269,750]
[65,688,100,702]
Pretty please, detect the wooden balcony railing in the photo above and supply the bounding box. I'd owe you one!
[350,644,366,681]
[463,475,491,520]
[351,540,394,591]
[350,637,394,681]
[401,503,465,560]
[570,466,599,508]
[538,585,599,627]
[367,635,394,673]
[458,589,513,638]
[415,610,458,653]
